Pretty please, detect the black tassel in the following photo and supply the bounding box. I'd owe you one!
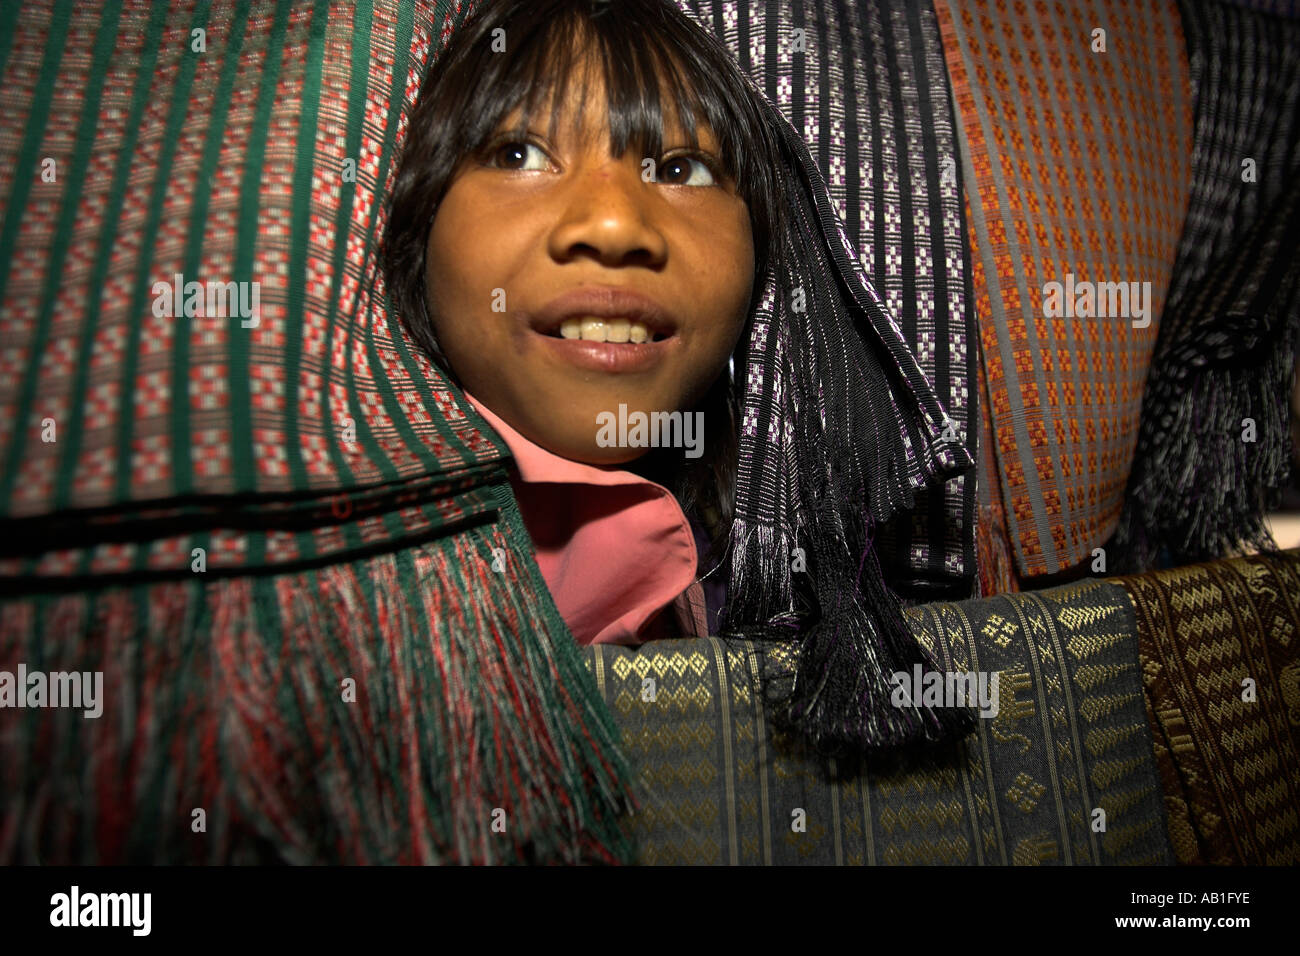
[718,50,975,758]
[1110,185,1300,574]
[774,483,976,756]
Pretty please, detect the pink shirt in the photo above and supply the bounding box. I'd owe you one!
[464,392,709,645]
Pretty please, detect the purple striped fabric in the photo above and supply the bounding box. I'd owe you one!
[679,0,978,599]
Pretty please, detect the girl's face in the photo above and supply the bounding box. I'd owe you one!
[424,54,755,465]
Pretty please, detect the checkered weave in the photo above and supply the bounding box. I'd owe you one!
[0,0,513,577]
[935,0,1194,579]
[1226,0,1299,13]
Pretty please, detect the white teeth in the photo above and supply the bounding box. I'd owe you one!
[553,317,657,343]
[605,318,630,343]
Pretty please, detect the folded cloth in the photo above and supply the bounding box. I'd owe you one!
[935,0,1194,583]
[689,0,979,601]
[586,576,1174,865]
[1107,0,1300,574]
[1119,549,1300,865]
[0,0,635,864]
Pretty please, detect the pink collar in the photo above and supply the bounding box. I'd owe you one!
[463,391,701,645]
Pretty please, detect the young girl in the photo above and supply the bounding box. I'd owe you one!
[383,0,975,756]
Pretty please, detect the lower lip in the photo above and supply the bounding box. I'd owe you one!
[531,331,677,373]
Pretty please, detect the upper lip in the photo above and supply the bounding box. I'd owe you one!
[527,286,679,339]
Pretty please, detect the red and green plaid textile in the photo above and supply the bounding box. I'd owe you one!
[0,0,636,864]
[0,490,636,864]
[0,0,511,569]
[935,0,1194,583]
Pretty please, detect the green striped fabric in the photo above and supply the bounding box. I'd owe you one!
[0,0,637,865]
[0,0,509,574]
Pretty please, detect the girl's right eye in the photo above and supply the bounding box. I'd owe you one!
[484,140,550,172]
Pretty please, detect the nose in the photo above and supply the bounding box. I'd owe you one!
[546,155,669,269]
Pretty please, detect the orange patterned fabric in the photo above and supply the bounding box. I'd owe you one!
[936,0,1194,579]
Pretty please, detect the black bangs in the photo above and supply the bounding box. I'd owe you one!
[382,0,784,376]
[440,0,778,233]
[480,2,764,197]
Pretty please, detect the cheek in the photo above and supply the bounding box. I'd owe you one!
[698,205,755,347]
[670,206,753,406]
[424,189,510,357]
[425,195,474,315]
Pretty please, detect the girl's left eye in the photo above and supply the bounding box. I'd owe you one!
[487,140,551,172]
[657,155,718,187]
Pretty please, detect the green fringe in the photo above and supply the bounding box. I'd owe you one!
[0,476,637,864]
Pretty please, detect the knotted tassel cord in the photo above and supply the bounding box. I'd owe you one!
[720,91,976,757]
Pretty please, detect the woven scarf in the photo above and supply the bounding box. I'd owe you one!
[588,575,1174,865]
[1107,0,1300,573]
[0,0,636,864]
[1122,549,1300,864]
[685,0,978,604]
[646,2,977,754]
[936,0,1194,581]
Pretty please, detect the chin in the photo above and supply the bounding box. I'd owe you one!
[559,440,648,468]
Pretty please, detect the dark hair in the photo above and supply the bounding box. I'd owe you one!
[381,0,787,565]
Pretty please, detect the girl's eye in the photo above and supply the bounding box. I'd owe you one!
[657,155,718,187]
[487,140,550,172]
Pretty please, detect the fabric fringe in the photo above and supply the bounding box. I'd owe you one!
[1110,0,1300,575]
[1112,322,1297,572]
[774,483,977,756]
[1110,185,1300,574]
[715,83,976,757]
[721,518,802,635]
[975,503,1017,599]
[1,495,636,864]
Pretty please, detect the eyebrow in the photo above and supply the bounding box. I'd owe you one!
[491,106,721,155]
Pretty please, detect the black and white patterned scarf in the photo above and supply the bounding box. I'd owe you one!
[687,0,978,603]
[672,2,977,754]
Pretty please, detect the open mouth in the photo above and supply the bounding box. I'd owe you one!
[537,317,673,344]
[529,311,679,374]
